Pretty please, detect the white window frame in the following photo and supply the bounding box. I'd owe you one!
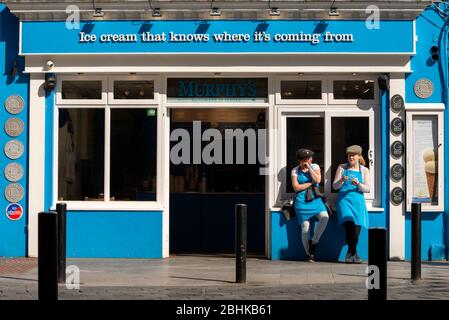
[107,75,159,105]
[275,75,328,105]
[53,75,162,211]
[56,75,107,105]
[276,76,380,210]
[324,109,376,202]
[328,75,379,106]
[406,109,445,212]
[164,75,270,108]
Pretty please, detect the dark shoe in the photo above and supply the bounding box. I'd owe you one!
[308,240,317,256]
[305,254,315,262]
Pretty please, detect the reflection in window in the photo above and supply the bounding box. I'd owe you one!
[113,81,155,100]
[61,81,102,100]
[286,117,324,194]
[281,81,322,100]
[333,80,375,100]
[58,109,104,200]
[331,117,369,193]
[110,109,157,201]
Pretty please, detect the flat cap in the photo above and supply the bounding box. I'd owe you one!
[346,145,363,155]
[296,148,314,159]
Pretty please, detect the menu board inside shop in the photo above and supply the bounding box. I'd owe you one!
[412,115,439,204]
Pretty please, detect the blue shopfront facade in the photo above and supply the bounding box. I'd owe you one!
[0,2,448,261]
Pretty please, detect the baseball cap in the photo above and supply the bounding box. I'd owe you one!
[296,148,314,160]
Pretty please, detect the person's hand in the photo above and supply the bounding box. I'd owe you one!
[351,178,360,186]
[341,175,349,182]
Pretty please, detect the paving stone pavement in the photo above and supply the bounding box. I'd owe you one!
[0,256,448,300]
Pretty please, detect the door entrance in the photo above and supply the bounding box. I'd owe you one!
[169,108,266,255]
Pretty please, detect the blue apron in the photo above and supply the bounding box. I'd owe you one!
[293,168,327,225]
[336,165,369,228]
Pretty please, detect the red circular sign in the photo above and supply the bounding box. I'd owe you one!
[6,203,23,221]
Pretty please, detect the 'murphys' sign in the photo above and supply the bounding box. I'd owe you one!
[20,20,415,54]
[178,80,257,97]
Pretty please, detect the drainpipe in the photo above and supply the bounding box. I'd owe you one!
[435,2,449,260]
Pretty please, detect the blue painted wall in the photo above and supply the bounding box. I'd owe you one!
[66,211,163,258]
[405,5,448,260]
[271,211,385,261]
[0,5,29,257]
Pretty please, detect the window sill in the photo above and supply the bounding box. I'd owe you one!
[50,201,164,212]
[270,205,385,213]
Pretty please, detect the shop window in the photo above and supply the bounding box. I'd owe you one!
[333,80,375,100]
[406,111,444,211]
[58,108,105,201]
[61,80,102,100]
[330,117,370,193]
[57,77,107,105]
[281,81,322,100]
[280,110,377,205]
[113,80,154,100]
[285,117,325,194]
[110,109,157,201]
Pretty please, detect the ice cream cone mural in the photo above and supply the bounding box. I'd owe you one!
[423,149,437,201]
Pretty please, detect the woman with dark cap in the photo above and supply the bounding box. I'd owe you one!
[333,145,370,264]
[291,148,329,262]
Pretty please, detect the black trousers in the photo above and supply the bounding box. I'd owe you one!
[344,221,361,255]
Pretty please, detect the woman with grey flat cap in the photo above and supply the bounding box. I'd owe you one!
[333,145,370,264]
[291,148,329,262]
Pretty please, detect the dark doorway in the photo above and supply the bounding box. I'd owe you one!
[169,108,266,255]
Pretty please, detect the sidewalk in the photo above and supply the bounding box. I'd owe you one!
[1,255,449,300]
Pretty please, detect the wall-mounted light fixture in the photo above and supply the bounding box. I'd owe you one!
[270,8,280,16]
[329,1,339,16]
[210,7,221,16]
[93,8,104,17]
[152,8,162,17]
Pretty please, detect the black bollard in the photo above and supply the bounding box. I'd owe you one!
[368,227,387,301]
[38,211,58,300]
[411,203,422,281]
[235,204,247,283]
[56,203,67,284]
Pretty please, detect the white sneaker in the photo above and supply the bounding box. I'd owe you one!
[353,253,362,264]
[345,252,353,263]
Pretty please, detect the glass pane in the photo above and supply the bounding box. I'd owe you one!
[113,80,155,100]
[331,117,370,193]
[58,109,104,200]
[167,78,268,103]
[61,80,102,100]
[170,108,266,193]
[333,80,375,100]
[412,115,438,205]
[110,109,157,201]
[286,117,324,194]
[281,81,322,99]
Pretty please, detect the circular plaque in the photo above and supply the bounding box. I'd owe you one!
[4,163,24,182]
[414,78,434,99]
[390,117,405,135]
[391,164,405,182]
[390,94,404,113]
[4,140,24,160]
[5,95,24,114]
[4,118,24,137]
[6,203,23,221]
[391,141,405,159]
[391,187,405,205]
[5,183,24,203]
